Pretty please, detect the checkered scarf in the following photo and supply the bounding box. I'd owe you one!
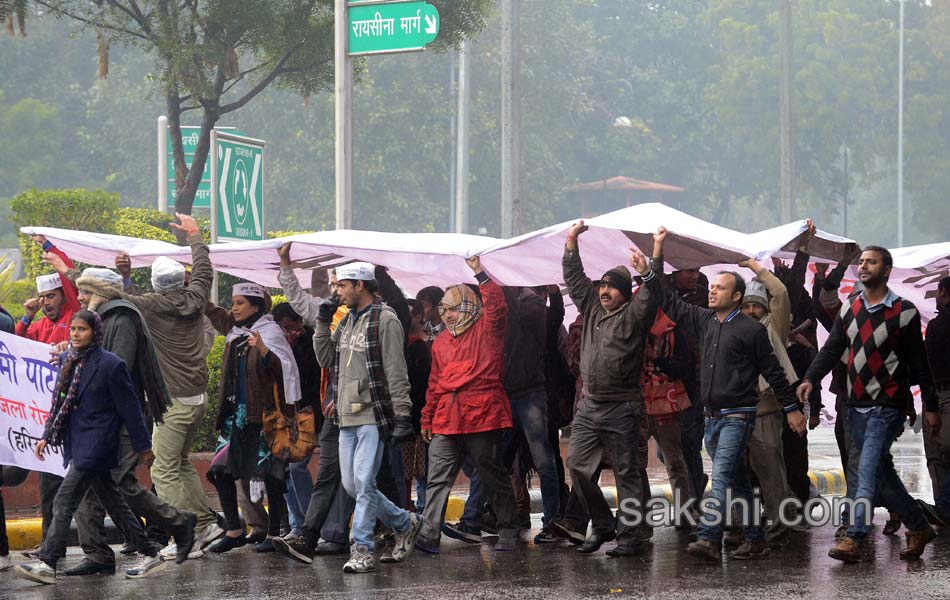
[439,284,482,337]
[44,312,103,446]
[326,302,395,435]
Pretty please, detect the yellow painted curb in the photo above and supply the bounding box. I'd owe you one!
[7,517,43,552]
[3,469,849,551]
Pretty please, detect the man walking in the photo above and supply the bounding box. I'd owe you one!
[651,227,804,563]
[116,214,223,551]
[313,261,421,573]
[560,220,660,558]
[799,246,939,562]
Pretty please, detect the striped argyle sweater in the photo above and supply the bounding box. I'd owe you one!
[841,296,918,406]
[806,290,938,412]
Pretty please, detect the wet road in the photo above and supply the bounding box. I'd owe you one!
[5,507,950,600]
[4,430,948,599]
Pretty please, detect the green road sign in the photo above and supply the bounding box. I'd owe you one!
[212,132,265,242]
[167,126,241,208]
[348,1,439,56]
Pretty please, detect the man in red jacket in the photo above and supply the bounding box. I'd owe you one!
[16,236,81,345]
[414,256,520,553]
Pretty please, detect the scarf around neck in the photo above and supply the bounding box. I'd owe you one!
[225,313,301,405]
[44,312,103,446]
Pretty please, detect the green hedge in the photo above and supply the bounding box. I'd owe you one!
[1,278,37,320]
[9,188,119,280]
[195,335,226,452]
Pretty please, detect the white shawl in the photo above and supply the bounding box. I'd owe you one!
[226,314,302,404]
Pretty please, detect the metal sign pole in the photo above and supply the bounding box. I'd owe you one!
[209,129,219,306]
[335,0,353,230]
[157,116,168,213]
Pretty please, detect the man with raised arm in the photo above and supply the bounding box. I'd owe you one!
[559,220,660,558]
[651,227,804,563]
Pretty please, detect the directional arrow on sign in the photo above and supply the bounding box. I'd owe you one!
[424,14,436,34]
[218,146,233,233]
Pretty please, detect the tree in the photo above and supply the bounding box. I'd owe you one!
[27,0,492,235]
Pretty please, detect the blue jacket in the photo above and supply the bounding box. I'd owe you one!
[62,347,151,471]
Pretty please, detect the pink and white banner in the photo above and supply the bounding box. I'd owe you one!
[0,331,66,475]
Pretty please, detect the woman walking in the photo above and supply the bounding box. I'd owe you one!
[15,311,165,585]
[205,284,301,553]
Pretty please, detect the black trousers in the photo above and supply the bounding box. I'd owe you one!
[39,472,63,538]
[213,473,285,537]
[300,420,354,548]
[39,464,159,568]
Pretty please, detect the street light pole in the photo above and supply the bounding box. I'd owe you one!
[897,0,905,247]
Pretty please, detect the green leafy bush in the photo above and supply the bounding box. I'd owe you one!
[195,335,226,452]
[9,189,120,280]
[1,278,37,320]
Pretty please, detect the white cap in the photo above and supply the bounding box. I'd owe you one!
[81,267,123,289]
[232,282,265,298]
[36,274,62,293]
[151,256,186,293]
[335,262,376,282]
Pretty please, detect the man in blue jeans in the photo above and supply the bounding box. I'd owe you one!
[799,246,939,563]
[651,227,805,563]
[314,261,421,574]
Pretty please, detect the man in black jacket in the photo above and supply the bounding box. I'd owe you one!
[561,220,660,558]
[651,227,804,563]
[919,277,950,527]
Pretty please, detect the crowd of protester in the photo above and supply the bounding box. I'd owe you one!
[2,213,948,584]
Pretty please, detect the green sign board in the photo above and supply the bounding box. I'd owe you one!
[348,1,440,56]
[213,133,265,242]
[167,126,241,208]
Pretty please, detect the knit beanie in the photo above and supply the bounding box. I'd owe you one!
[742,279,769,312]
[601,266,633,301]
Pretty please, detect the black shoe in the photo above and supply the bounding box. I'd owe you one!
[173,512,198,564]
[917,499,949,528]
[533,527,560,544]
[442,522,482,544]
[206,534,247,554]
[313,541,349,556]
[63,559,116,576]
[549,520,586,546]
[273,535,316,564]
[577,531,616,553]
[246,531,268,545]
[254,538,276,553]
[606,542,646,558]
[119,542,137,556]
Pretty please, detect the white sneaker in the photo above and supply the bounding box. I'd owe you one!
[15,560,56,585]
[196,523,225,550]
[342,545,374,573]
[160,542,203,560]
[0,554,12,571]
[391,513,423,562]
[159,543,178,559]
[124,555,167,579]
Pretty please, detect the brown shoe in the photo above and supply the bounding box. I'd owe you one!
[828,536,861,563]
[899,527,936,560]
[687,539,722,563]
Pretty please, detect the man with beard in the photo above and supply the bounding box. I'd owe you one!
[800,246,939,563]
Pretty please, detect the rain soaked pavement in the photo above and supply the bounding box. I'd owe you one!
[4,429,949,599]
